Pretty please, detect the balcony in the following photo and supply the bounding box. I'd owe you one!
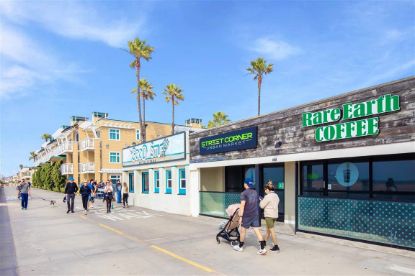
[79,138,94,151]
[79,162,95,174]
[58,141,73,154]
[61,163,74,175]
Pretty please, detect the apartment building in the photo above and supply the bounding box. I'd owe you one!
[34,112,173,184]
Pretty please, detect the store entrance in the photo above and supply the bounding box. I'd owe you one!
[261,165,285,221]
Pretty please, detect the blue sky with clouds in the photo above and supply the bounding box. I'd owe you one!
[1,0,414,176]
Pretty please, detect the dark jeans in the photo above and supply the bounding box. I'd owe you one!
[82,195,89,210]
[21,193,28,209]
[122,193,128,207]
[66,194,75,212]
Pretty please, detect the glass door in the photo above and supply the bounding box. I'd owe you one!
[262,165,285,221]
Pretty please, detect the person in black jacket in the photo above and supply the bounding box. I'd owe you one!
[64,177,78,214]
[80,181,92,215]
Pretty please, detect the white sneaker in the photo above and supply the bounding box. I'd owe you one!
[232,244,243,252]
[257,248,267,255]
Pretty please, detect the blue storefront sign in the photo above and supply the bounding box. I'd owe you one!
[199,127,257,155]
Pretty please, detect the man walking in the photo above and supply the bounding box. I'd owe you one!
[233,179,267,255]
[64,177,78,214]
[18,180,31,210]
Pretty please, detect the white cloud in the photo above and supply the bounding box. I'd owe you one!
[0,25,85,99]
[0,1,144,47]
[250,37,300,61]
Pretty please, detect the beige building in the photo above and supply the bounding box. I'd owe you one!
[34,112,177,184]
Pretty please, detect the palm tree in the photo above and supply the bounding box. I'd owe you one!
[163,84,184,135]
[247,57,273,116]
[207,112,231,128]
[132,79,156,139]
[29,151,37,161]
[128,38,154,142]
[41,133,52,142]
[19,164,23,170]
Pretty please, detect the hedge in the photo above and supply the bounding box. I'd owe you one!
[32,160,66,192]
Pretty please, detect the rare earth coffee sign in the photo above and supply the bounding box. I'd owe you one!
[199,126,258,155]
[302,94,400,142]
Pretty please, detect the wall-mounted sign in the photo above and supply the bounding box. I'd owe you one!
[302,94,400,142]
[123,132,186,166]
[199,127,258,155]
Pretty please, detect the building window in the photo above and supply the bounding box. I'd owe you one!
[109,129,120,140]
[96,131,101,138]
[136,129,141,141]
[142,172,149,194]
[372,159,415,201]
[128,172,134,193]
[178,168,186,195]
[302,163,325,196]
[327,161,369,199]
[300,155,415,202]
[109,152,120,163]
[154,170,160,193]
[165,169,172,194]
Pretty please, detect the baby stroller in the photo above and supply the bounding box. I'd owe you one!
[216,207,241,245]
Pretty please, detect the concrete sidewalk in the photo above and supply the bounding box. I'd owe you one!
[1,186,415,275]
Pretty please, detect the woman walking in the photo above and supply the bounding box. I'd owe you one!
[259,181,280,252]
[104,181,114,213]
[122,182,129,208]
[80,181,92,215]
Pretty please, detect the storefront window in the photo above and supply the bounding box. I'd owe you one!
[263,166,284,216]
[373,160,415,192]
[372,159,415,201]
[225,166,255,192]
[327,162,369,192]
[302,163,324,195]
[300,155,415,202]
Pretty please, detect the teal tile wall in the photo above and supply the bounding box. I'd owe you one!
[298,197,415,249]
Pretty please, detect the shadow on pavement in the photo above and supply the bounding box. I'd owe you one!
[0,187,18,276]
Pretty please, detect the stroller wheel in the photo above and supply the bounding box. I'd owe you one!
[216,236,220,244]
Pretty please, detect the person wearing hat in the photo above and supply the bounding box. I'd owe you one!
[64,176,78,214]
[232,179,267,255]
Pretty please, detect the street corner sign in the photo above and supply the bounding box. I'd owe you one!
[122,132,186,166]
[301,94,400,142]
[199,126,258,155]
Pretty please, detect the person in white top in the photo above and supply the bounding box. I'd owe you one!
[121,182,129,208]
[259,181,280,252]
[104,181,114,213]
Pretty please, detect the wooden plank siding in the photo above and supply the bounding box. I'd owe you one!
[190,76,415,163]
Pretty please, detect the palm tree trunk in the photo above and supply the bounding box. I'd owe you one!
[143,98,146,141]
[135,58,145,142]
[172,96,175,135]
[257,75,262,116]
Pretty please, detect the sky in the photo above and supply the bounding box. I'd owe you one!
[0,0,414,176]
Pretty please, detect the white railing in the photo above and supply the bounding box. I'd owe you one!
[79,162,95,173]
[79,138,94,151]
[61,163,74,174]
[59,141,73,154]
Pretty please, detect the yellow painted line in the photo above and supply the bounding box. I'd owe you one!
[150,245,215,273]
[98,223,125,235]
[77,215,216,273]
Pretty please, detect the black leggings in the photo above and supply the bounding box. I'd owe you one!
[82,195,89,210]
[122,193,128,207]
[106,198,112,212]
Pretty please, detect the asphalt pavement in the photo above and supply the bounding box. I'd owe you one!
[1,186,415,276]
